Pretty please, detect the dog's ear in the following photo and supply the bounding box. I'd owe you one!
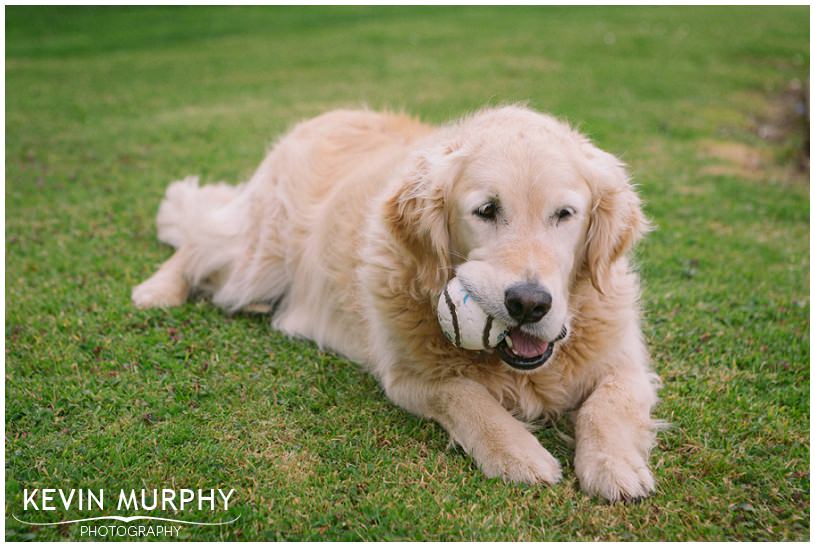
[580,144,651,294]
[384,142,465,296]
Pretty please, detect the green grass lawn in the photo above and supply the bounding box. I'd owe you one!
[5,6,809,541]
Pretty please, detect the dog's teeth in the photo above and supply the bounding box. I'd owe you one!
[505,336,513,349]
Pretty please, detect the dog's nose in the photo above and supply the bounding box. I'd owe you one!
[504,283,552,324]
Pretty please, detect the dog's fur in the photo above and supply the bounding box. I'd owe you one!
[133,106,661,501]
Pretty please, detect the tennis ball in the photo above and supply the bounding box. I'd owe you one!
[437,277,508,350]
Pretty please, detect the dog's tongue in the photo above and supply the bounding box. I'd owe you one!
[508,328,549,358]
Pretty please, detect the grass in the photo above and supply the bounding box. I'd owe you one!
[5,6,809,541]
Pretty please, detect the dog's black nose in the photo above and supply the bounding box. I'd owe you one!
[505,283,552,324]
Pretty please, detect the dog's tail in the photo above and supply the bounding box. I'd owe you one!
[154,176,251,291]
[156,176,243,248]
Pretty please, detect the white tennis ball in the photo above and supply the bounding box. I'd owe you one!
[437,277,508,350]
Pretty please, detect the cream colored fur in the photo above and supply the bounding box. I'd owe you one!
[133,106,661,501]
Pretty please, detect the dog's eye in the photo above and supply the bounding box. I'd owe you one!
[555,207,575,223]
[474,201,498,221]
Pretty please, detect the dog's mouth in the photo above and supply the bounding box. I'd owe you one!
[495,326,568,371]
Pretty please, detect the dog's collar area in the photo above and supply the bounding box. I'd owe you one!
[495,325,567,371]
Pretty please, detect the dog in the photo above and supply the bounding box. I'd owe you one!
[133,106,661,501]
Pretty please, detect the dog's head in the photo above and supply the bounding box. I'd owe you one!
[386,106,648,370]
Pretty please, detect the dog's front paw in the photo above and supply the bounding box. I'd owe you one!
[574,448,654,502]
[476,436,562,485]
[132,277,187,309]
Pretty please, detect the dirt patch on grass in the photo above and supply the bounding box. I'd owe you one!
[699,79,809,184]
[699,138,807,184]
[698,140,771,180]
[753,78,809,172]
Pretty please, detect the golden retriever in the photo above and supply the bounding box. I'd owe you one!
[133,106,661,501]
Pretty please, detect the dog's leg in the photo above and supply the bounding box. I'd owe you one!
[210,211,289,313]
[132,248,190,309]
[386,375,562,485]
[573,364,659,502]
